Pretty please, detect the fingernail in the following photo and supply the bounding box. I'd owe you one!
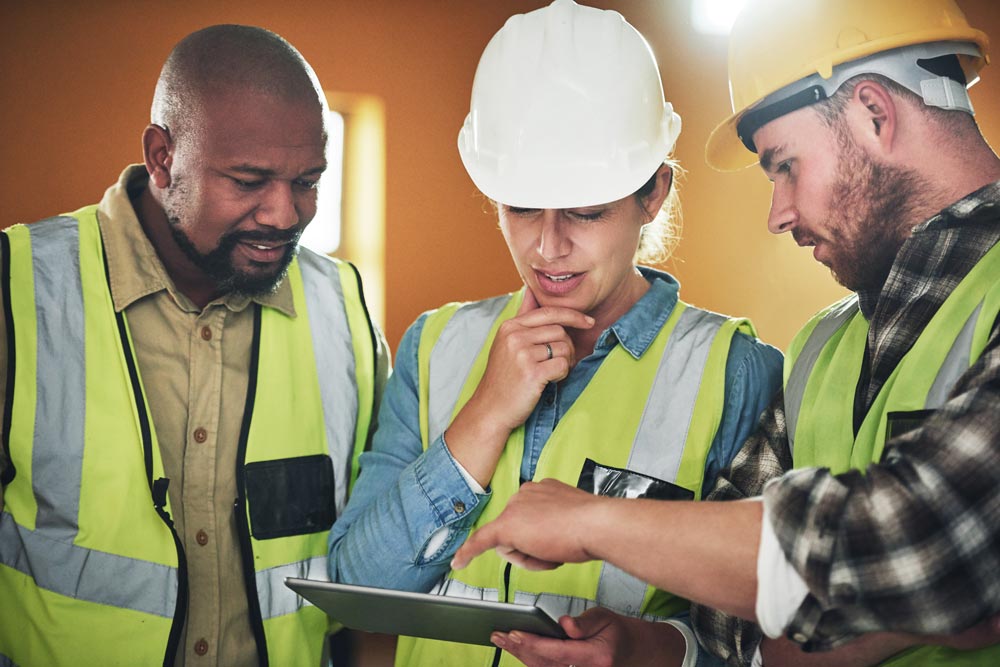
[507,632,522,645]
[491,633,507,649]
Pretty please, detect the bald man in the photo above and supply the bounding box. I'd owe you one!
[0,25,387,667]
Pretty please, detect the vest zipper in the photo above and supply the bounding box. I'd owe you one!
[1,232,16,486]
[490,560,514,667]
[235,305,270,666]
[114,309,188,667]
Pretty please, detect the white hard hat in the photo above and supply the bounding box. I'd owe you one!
[458,0,681,209]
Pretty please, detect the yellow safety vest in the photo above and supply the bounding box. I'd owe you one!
[0,207,376,666]
[399,289,753,667]
[783,241,1000,666]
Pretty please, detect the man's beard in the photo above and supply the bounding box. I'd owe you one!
[822,128,932,292]
[168,219,301,299]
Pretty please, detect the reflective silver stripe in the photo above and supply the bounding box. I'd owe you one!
[0,511,177,618]
[785,298,859,450]
[598,307,727,615]
[522,590,667,623]
[3,217,179,623]
[925,301,983,409]
[428,582,671,623]
[255,555,328,619]
[297,250,359,517]
[514,590,596,620]
[427,295,510,443]
[28,217,86,540]
[628,308,726,482]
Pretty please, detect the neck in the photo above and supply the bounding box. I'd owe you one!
[909,129,1000,221]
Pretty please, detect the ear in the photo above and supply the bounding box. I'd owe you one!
[142,124,174,189]
[641,163,673,222]
[849,81,897,153]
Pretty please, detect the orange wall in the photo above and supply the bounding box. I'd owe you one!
[4,1,1000,352]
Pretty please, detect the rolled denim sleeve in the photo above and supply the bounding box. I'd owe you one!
[328,314,489,591]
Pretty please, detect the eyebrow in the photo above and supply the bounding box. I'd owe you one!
[227,164,327,177]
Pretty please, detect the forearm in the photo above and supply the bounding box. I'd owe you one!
[578,389,785,620]
[760,634,913,667]
[442,395,513,488]
[587,496,763,619]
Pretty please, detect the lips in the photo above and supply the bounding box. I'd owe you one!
[534,269,585,296]
[237,239,291,264]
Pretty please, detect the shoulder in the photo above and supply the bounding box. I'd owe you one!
[723,330,784,403]
[729,331,784,372]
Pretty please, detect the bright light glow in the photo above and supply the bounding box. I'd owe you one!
[300,110,344,255]
[691,0,749,36]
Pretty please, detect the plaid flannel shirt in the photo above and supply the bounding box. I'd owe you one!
[692,181,1000,665]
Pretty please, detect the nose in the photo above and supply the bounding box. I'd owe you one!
[255,182,300,231]
[767,182,797,235]
[537,210,571,261]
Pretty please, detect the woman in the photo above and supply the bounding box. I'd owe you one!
[329,1,782,665]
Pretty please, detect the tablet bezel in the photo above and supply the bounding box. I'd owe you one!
[285,578,568,646]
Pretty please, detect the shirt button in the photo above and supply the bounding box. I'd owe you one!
[200,326,213,341]
[196,529,209,546]
[194,638,209,656]
[193,427,208,443]
[453,500,466,514]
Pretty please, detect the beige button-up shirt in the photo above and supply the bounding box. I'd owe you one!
[0,165,388,666]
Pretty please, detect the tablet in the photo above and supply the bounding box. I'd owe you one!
[285,578,567,646]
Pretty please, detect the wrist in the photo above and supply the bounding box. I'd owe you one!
[457,392,520,442]
[660,619,698,667]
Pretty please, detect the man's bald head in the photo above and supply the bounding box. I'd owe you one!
[151,24,327,144]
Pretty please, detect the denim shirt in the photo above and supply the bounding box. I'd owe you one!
[329,267,783,595]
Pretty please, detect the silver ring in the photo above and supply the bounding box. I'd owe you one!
[545,343,553,360]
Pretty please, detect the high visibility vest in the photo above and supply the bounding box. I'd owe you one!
[783,241,1000,667]
[0,207,377,667]
[398,289,753,667]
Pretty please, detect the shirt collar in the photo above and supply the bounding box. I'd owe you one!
[594,266,680,359]
[97,165,296,317]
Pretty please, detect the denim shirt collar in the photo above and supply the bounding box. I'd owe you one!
[593,266,680,360]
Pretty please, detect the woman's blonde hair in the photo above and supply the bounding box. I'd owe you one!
[635,158,683,266]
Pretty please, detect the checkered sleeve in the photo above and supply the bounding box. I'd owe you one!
[764,321,1000,651]
[691,392,792,666]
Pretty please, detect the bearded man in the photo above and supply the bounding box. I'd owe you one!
[0,25,387,667]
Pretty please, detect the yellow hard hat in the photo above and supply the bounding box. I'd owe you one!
[706,0,990,171]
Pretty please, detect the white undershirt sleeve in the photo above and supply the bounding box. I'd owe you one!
[755,495,809,639]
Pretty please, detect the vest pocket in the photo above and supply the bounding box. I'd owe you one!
[244,454,336,539]
[886,409,937,442]
[576,458,694,501]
